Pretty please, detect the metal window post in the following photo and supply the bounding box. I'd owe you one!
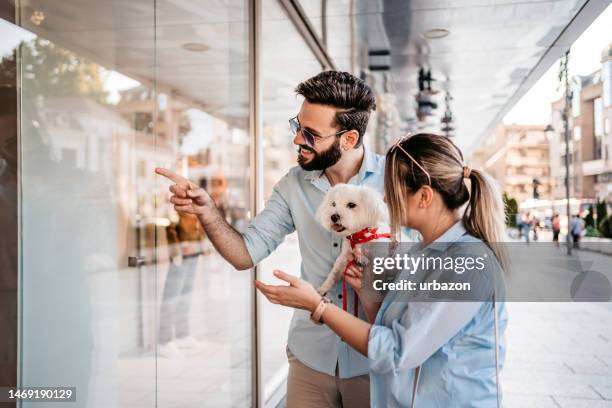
[561,51,572,255]
[248,0,263,406]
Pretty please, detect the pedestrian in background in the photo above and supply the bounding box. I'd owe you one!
[522,212,532,243]
[552,214,561,247]
[158,212,207,358]
[515,212,523,240]
[532,215,540,241]
[570,214,584,249]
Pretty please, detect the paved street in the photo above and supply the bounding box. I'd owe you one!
[503,301,612,407]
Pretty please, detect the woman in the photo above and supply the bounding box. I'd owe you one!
[552,213,561,247]
[256,133,508,407]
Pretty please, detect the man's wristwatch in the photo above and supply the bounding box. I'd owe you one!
[310,296,332,325]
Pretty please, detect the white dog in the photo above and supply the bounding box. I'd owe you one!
[316,184,391,296]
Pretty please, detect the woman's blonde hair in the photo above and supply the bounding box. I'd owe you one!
[384,133,508,272]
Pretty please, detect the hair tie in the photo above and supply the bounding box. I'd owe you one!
[463,166,472,179]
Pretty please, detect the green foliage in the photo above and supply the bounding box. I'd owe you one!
[585,226,600,237]
[2,38,108,104]
[503,193,518,227]
[584,205,595,228]
[599,215,612,239]
[596,199,608,235]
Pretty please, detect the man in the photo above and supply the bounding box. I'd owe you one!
[156,71,381,407]
[570,214,584,249]
[158,211,207,358]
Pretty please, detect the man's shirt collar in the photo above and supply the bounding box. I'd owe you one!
[303,146,379,187]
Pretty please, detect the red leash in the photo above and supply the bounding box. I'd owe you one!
[342,227,391,316]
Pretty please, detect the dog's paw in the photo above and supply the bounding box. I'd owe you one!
[317,287,328,296]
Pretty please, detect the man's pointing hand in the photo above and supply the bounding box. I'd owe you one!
[155,168,215,217]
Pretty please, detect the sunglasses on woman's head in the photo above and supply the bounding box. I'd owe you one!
[390,135,432,186]
[289,116,348,148]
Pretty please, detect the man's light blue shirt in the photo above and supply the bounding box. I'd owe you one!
[368,222,508,407]
[242,147,385,378]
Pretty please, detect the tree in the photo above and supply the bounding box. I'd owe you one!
[0,48,18,88]
[599,216,612,239]
[503,193,518,227]
[596,199,608,233]
[2,38,108,104]
[584,205,595,228]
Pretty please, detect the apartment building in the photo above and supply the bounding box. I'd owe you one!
[550,42,612,201]
[471,124,552,203]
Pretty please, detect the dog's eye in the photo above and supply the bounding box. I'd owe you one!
[347,202,357,209]
[331,201,336,207]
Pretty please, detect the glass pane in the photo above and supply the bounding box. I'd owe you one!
[14,0,253,406]
[0,11,20,400]
[260,0,322,402]
[297,0,323,40]
[17,1,158,406]
[324,0,355,72]
[153,0,252,406]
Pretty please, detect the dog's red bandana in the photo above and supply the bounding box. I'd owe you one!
[343,227,391,315]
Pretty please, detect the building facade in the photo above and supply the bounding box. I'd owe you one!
[470,124,552,204]
[549,42,612,202]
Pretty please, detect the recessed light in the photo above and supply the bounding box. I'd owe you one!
[423,29,449,39]
[30,10,45,26]
[181,43,210,52]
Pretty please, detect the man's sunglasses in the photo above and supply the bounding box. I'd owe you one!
[289,116,348,148]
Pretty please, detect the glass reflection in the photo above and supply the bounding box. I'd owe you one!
[18,31,158,407]
[14,0,252,406]
[154,97,252,408]
[298,0,323,39]
[0,15,22,400]
[260,0,322,402]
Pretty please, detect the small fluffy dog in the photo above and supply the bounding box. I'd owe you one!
[316,184,391,296]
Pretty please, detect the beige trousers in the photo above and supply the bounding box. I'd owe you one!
[286,348,370,408]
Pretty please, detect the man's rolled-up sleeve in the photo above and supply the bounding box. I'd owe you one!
[242,175,296,265]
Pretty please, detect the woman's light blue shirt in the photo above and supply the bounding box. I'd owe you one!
[368,222,508,407]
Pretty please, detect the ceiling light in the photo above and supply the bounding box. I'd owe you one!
[423,29,449,39]
[181,43,210,52]
[30,10,45,26]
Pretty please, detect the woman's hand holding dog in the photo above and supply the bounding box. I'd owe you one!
[344,248,365,295]
[255,270,322,312]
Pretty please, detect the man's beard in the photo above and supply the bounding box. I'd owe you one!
[297,139,342,171]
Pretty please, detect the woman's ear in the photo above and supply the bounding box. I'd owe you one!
[419,185,435,208]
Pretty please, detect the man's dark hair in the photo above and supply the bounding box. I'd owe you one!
[295,71,376,147]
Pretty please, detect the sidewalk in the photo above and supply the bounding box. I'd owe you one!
[502,244,612,407]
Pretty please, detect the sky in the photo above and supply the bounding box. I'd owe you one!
[0,18,34,55]
[503,3,612,125]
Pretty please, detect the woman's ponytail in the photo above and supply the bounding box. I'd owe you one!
[462,169,509,272]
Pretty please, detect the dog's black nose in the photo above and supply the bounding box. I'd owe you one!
[331,214,340,223]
